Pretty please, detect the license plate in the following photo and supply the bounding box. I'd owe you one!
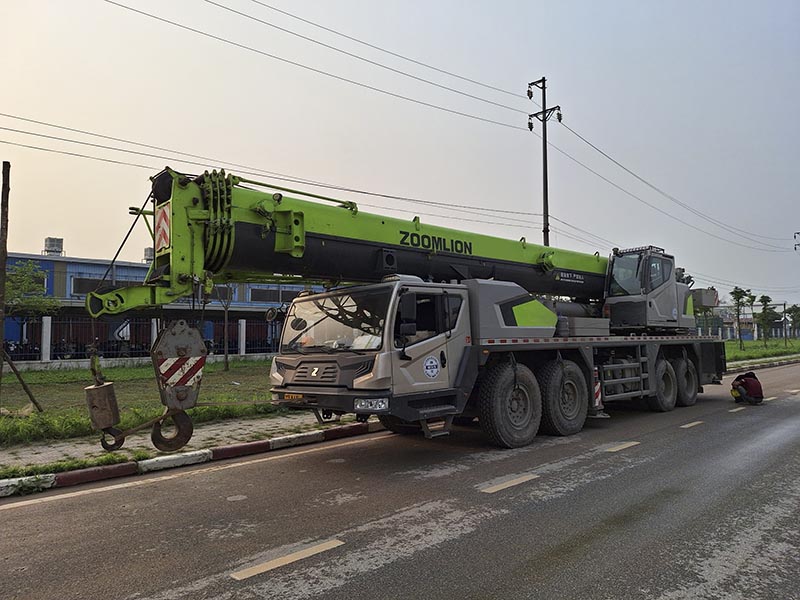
[284,393,304,400]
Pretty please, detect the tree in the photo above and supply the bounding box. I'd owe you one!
[5,260,60,318]
[730,287,750,351]
[746,293,756,339]
[787,304,800,338]
[756,295,776,348]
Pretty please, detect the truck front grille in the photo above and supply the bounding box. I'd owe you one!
[294,364,338,383]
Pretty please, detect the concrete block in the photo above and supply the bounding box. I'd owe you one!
[137,449,212,474]
[269,430,324,450]
[0,474,56,498]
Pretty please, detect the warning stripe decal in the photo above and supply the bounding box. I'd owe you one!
[158,356,206,387]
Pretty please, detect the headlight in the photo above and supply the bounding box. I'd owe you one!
[354,398,389,412]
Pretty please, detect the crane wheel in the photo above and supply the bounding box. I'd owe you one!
[536,360,589,436]
[100,427,125,452]
[670,358,698,407]
[647,359,678,412]
[479,361,541,448]
[151,411,194,452]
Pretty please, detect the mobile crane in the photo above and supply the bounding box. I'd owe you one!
[87,168,725,451]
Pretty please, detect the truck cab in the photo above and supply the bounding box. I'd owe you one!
[604,246,695,333]
[269,276,473,424]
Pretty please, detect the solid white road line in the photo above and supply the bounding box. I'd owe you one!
[729,407,747,413]
[0,433,392,512]
[480,474,540,494]
[680,421,704,429]
[231,539,344,580]
[605,441,641,453]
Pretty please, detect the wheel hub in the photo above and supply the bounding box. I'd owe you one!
[507,386,531,428]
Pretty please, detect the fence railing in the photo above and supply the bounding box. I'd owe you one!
[3,316,283,361]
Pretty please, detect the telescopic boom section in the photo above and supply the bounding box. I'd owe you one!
[86,168,608,317]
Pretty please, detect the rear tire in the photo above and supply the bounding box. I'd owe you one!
[479,361,541,448]
[537,360,589,436]
[671,358,698,407]
[647,359,677,412]
[378,415,422,435]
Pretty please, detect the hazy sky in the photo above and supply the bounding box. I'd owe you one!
[2,0,798,302]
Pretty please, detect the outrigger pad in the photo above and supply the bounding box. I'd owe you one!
[151,320,208,411]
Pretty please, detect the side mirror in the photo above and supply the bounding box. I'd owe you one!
[400,291,416,324]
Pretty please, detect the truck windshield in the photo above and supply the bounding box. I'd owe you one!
[609,254,642,296]
[280,287,392,353]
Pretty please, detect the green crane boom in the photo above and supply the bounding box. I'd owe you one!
[87,168,607,317]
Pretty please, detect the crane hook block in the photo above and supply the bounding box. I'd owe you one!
[151,410,194,453]
[151,320,208,412]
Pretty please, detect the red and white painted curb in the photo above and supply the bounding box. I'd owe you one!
[0,421,385,498]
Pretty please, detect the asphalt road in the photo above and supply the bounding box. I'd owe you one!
[2,364,799,600]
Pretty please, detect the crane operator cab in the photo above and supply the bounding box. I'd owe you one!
[604,246,695,333]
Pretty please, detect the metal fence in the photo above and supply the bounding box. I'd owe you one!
[6,314,282,361]
[50,316,153,359]
[3,317,42,361]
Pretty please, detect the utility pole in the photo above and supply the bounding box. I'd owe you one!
[0,162,9,402]
[528,77,561,247]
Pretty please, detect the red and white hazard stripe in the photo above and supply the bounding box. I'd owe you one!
[158,356,206,387]
[593,367,604,410]
[155,203,171,252]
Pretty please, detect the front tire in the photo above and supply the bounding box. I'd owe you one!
[671,358,698,407]
[537,360,589,436]
[647,359,677,412]
[479,361,542,448]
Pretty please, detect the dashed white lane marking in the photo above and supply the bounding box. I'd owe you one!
[231,539,344,580]
[605,441,641,453]
[480,473,540,494]
[680,421,704,429]
[729,407,747,413]
[0,433,392,512]
[786,389,800,394]
[763,396,777,402]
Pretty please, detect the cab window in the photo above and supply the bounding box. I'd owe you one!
[394,293,461,347]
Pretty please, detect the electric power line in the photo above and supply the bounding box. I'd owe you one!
[205,0,528,116]
[247,0,790,246]
[102,0,525,133]
[101,2,792,254]
[246,0,527,101]
[3,136,793,290]
[558,121,794,245]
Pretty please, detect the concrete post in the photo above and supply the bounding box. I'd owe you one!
[41,316,52,362]
[238,319,247,355]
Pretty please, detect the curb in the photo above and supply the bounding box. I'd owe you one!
[725,357,800,375]
[0,421,385,498]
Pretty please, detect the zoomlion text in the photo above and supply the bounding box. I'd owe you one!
[399,231,473,255]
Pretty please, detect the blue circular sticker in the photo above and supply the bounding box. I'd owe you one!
[423,356,440,378]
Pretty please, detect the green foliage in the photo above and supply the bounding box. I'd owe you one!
[786,304,800,336]
[0,397,285,446]
[730,286,750,351]
[724,339,798,362]
[0,452,132,479]
[4,260,60,317]
[0,359,286,445]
